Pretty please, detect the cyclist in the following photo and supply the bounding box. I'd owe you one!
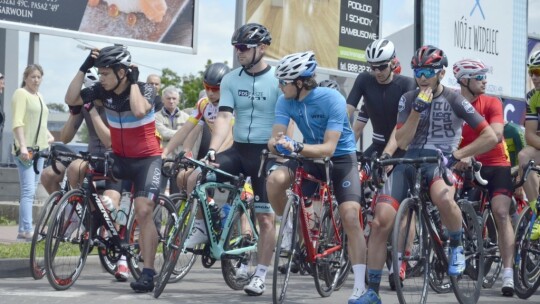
[518,49,540,241]
[318,79,340,91]
[504,121,525,168]
[267,51,366,303]
[453,59,515,296]
[354,45,497,304]
[346,39,416,293]
[65,45,162,293]
[201,23,282,296]
[393,57,402,75]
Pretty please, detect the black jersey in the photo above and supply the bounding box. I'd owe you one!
[346,73,416,144]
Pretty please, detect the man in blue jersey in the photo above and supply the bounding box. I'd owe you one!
[200,23,282,296]
[267,51,366,303]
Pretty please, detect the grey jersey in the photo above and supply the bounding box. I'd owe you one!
[396,87,488,154]
[71,105,109,154]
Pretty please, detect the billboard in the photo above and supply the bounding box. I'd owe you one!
[0,0,197,53]
[422,0,528,99]
[246,0,380,74]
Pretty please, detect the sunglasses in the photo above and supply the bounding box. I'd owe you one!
[370,63,389,71]
[471,74,487,81]
[279,79,294,86]
[529,67,540,77]
[234,44,258,52]
[414,68,441,79]
[203,82,220,92]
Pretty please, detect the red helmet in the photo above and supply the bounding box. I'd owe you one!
[411,45,448,69]
[393,57,401,74]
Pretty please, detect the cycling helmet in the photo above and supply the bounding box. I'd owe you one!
[452,59,490,80]
[94,45,131,68]
[411,45,448,69]
[84,67,99,88]
[365,39,395,64]
[528,50,540,67]
[275,51,317,80]
[203,63,230,86]
[231,23,272,45]
[393,57,402,74]
[318,79,340,91]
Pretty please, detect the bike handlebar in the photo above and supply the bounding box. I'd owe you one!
[258,149,332,184]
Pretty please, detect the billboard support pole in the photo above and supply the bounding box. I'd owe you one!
[233,0,246,69]
[28,33,40,65]
[414,0,422,50]
[0,29,19,165]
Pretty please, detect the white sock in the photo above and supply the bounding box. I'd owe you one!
[118,255,127,266]
[502,267,513,279]
[389,252,402,274]
[194,219,206,231]
[254,264,268,281]
[352,264,366,292]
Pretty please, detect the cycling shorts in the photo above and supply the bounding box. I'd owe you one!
[110,154,161,202]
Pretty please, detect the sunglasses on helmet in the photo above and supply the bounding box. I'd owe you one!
[529,67,540,77]
[413,68,441,79]
[370,63,389,72]
[234,44,258,52]
[203,82,220,92]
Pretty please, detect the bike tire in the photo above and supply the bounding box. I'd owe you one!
[272,195,299,304]
[451,199,484,304]
[44,189,92,290]
[30,191,63,280]
[428,248,452,294]
[513,206,540,299]
[392,198,430,304]
[481,209,502,289]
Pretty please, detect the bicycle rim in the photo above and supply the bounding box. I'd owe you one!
[273,196,299,304]
[97,226,117,276]
[44,190,91,290]
[392,198,430,304]
[481,209,502,289]
[428,249,452,294]
[451,200,484,304]
[30,191,62,280]
[513,207,540,299]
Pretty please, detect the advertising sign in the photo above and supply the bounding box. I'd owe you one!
[0,0,196,53]
[246,0,380,74]
[422,0,527,99]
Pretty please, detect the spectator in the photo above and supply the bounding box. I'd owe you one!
[11,64,54,241]
[147,74,164,112]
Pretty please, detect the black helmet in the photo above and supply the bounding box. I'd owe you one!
[411,45,448,69]
[95,45,131,68]
[231,23,272,45]
[318,79,340,91]
[204,63,230,86]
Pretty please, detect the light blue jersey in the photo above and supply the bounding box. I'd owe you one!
[219,66,282,144]
[274,87,356,157]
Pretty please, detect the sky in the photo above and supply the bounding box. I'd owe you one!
[8,0,540,105]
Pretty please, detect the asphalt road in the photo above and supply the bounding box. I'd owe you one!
[0,256,537,304]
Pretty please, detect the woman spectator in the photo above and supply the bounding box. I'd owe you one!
[11,64,54,241]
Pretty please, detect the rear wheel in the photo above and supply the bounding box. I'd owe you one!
[481,209,502,288]
[513,206,540,299]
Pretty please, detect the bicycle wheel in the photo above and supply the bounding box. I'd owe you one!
[451,200,484,304]
[221,200,258,290]
[313,201,348,297]
[513,206,540,299]
[126,194,177,280]
[392,198,430,304]
[428,248,452,294]
[44,189,92,290]
[166,193,198,283]
[97,225,117,276]
[273,195,299,304]
[481,209,502,289]
[30,191,62,280]
[154,197,196,298]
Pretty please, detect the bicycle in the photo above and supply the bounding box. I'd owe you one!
[260,150,348,303]
[43,150,177,290]
[377,153,484,304]
[153,152,259,298]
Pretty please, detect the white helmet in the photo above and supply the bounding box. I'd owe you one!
[84,68,99,88]
[528,50,540,67]
[319,79,340,91]
[275,51,317,80]
[452,59,490,80]
[365,39,395,64]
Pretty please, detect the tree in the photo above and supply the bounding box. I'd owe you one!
[48,102,67,113]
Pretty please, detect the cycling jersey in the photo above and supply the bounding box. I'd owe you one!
[347,73,416,144]
[504,121,525,167]
[81,82,161,158]
[187,97,218,130]
[459,95,510,166]
[396,87,489,154]
[219,65,282,144]
[275,87,356,157]
[525,89,540,122]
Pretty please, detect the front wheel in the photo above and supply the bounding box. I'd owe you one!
[513,206,540,299]
[481,209,502,288]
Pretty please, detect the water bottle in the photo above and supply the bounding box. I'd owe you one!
[221,203,231,229]
[115,195,130,226]
[208,199,222,234]
[102,195,118,221]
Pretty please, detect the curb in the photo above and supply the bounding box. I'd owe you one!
[0,255,105,278]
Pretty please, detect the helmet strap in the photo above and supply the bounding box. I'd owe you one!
[111,65,126,92]
[240,48,264,74]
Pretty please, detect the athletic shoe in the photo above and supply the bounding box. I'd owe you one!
[235,264,249,281]
[348,287,366,303]
[351,288,381,304]
[185,225,208,249]
[448,246,465,276]
[130,270,155,293]
[501,277,514,297]
[244,276,265,296]
[115,263,130,282]
[531,220,540,241]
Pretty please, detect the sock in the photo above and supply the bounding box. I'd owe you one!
[389,252,402,274]
[118,255,127,266]
[502,267,513,279]
[448,229,462,248]
[194,219,206,232]
[352,264,366,292]
[254,264,268,281]
[367,269,382,294]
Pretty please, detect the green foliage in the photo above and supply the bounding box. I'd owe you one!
[48,103,67,113]
[0,216,15,225]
